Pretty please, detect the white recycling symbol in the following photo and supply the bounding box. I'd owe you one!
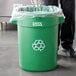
[32,40,45,51]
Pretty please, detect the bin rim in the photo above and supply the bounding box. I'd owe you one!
[10,5,65,24]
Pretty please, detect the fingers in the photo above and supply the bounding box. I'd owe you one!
[31,0,34,4]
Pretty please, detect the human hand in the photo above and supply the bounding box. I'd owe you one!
[31,0,35,4]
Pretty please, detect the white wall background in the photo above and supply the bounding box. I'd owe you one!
[0,0,31,16]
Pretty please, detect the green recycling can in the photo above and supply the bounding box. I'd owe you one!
[11,6,64,71]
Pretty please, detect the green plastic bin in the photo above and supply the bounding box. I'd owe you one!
[11,5,64,71]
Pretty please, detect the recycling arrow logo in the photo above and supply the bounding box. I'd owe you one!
[32,40,45,51]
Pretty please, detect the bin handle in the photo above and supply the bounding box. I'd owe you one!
[59,16,65,24]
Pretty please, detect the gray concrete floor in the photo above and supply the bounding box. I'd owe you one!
[0,30,76,76]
